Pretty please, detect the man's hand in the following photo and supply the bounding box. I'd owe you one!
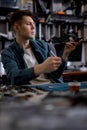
[34,57,62,76]
[62,41,79,61]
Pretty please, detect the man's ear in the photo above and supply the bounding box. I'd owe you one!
[13,23,19,32]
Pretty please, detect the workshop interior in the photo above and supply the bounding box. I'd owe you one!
[0,0,87,130]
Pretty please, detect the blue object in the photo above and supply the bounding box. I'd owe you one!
[32,82,87,91]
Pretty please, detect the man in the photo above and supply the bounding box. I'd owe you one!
[1,10,78,85]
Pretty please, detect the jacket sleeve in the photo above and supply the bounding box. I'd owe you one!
[1,50,37,85]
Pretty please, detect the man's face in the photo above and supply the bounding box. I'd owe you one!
[14,16,35,40]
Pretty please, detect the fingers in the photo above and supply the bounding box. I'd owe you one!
[65,41,77,47]
[50,57,62,65]
[34,57,62,75]
[42,57,62,73]
[49,57,62,70]
[65,41,77,51]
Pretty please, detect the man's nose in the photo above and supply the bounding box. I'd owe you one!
[31,24,35,29]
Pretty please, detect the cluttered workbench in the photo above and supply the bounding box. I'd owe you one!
[0,82,87,130]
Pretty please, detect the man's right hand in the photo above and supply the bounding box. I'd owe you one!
[34,57,62,76]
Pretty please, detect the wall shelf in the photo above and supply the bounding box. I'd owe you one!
[51,14,84,24]
[0,7,19,16]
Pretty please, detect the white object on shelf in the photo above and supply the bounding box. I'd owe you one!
[0,33,8,38]
[79,66,87,71]
[80,41,87,71]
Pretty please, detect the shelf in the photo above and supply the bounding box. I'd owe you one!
[51,14,84,24]
[0,6,19,16]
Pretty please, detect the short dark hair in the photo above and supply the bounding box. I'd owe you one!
[10,10,34,25]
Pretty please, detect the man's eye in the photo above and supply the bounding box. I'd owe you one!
[27,22,35,25]
[27,23,31,25]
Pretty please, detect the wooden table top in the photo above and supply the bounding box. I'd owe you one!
[63,70,87,82]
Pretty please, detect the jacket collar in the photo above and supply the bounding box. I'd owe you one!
[12,40,24,55]
[30,40,46,63]
[12,39,46,64]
